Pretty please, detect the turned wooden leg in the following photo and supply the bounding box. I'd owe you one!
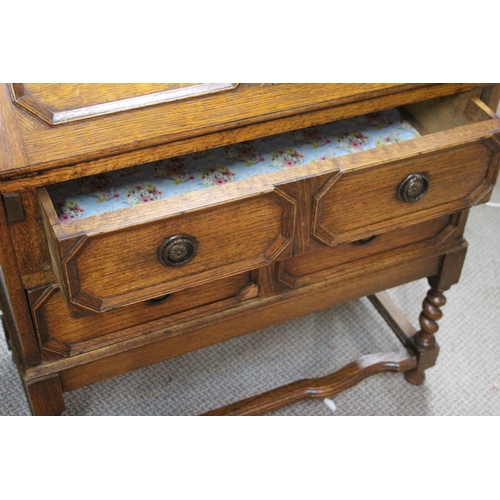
[404,287,446,385]
[24,375,66,416]
[404,245,467,385]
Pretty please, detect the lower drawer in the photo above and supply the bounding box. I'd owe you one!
[27,271,257,359]
[277,214,455,288]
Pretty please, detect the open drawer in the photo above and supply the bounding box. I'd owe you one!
[312,94,500,245]
[37,92,500,316]
[38,185,295,317]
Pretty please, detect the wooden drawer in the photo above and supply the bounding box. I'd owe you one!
[27,272,257,358]
[312,94,500,245]
[278,215,456,289]
[37,93,500,317]
[38,186,295,316]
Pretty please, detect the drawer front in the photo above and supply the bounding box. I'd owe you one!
[313,141,499,246]
[279,215,459,289]
[312,97,500,246]
[39,188,295,316]
[27,272,257,358]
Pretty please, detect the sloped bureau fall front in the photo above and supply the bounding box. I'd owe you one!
[1,83,499,415]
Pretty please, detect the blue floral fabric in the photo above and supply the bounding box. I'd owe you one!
[49,108,420,222]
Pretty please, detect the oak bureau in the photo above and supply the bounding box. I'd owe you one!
[0,83,499,416]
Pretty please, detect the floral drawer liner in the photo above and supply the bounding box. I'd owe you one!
[49,108,420,222]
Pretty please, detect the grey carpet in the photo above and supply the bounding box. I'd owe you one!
[1,176,499,417]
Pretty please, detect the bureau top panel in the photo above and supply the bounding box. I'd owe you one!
[10,83,240,125]
[0,83,489,179]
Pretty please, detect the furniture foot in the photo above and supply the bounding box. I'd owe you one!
[202,350,417,416]
[404,367,426,385]
[24,375,66,416]
[404,287,446,385]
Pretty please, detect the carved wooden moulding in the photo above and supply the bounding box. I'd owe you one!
[10,83,239,125]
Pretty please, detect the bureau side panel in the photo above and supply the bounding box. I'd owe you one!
[0,201,41,367]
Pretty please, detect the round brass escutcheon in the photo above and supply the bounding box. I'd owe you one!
[397,173,430,203]
[158,235,198,267]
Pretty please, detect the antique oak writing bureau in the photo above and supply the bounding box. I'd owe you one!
[1,83,499,416]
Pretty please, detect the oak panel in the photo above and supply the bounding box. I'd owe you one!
[28,272,253,358]
[313,95,500,245]
[314,143,497,245]
[278,215,452,289]
[2,84,489,177]
[39,188,295,315]
[11,83,238,124]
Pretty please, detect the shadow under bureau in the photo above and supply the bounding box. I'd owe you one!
[0,83,499,415]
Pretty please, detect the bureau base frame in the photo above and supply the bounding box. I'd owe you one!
[203,288,441,416]
[212,243,466,417]
[18,243,465,416]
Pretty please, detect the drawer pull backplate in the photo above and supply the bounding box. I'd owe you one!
[397,173,430,203]
[158,235,198,267]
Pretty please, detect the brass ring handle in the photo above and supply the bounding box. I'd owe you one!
[397,173,430,203]
[158,235,198,267]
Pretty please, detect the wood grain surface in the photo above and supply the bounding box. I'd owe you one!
[1,83,498,415]
[0,84,490,178]
[11,83,238,124]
